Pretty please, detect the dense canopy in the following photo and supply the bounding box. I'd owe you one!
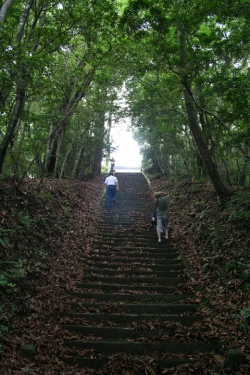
[0,0,250,200]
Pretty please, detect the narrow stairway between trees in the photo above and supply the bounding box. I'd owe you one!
[60,172,218,373]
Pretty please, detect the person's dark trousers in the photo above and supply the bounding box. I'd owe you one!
[107,185,116,207]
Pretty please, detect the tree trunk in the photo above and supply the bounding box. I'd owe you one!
[43,124,54,175]
[47,141,57,176]
[15,0,35,43]
[0,0,40,175]
[0,0,16,28]
[35,155,43,178]
[52,128,64,178]
[183,86,233,202]
[44,71,94,177]
[71,121,94,178]
[178,29,233,202]
[239,146,249,186]
[71,144,84,179]
[0,86,26,174]
[59,135,75,179]
[150,151,161,174]
[91,143,103,177]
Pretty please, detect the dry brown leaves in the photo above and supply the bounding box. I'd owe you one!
[0,175,250,374]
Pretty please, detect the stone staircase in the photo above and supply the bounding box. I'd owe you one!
[60,172,217,373]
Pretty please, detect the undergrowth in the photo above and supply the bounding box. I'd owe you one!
[0,178,90,352]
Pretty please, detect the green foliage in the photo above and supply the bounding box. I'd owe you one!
[240,305,250,330]
[0,317,9,354]
[33,191,52,202]
[225,261,238,274]
[1,0,250,190]
[0,274,16,293]
[242,272,250,292]
[101,164,109,174]
[210,231,222,253]
[224,192,250,223]
[120,0,250,190]
[0,0,122,179]
[61,205,71,215]
[16,213,36,228]
[21,367,32,374]
[243,283,250,293]
[0,260,26,293]
[0,228,12,249]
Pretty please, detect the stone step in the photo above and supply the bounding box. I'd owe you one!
[67,291,193,303]
[99,214,150,218]
[90,253,178,261]
[94,235,164,242]
[86,252,179,261]
[80,275,182,285]
[63,339,217,356]
[61,172,217,372]
[83,268,181,277]
[82,260,183,271]
[100,206,151,211]
[93,239,171,247]
[92,244,175,252]
[62,356,195,370]
[100,211,152,216]
[93,238,171,245]
[75,283,178,293]
[96,220,149,226]
[92,246,175,254]
[61,325,171,338]
[67,302,197,314]
[61,324,201,339]
[60,312,203,325]
[97,222,153,228]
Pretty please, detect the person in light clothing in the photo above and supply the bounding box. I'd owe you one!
[105,173,119,207]
[154,191,169,243]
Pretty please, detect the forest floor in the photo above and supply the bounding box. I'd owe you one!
[0,174,249,374]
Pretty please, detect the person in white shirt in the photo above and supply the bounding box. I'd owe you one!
[104,173,119,207]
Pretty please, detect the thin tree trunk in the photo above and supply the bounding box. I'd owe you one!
[91,143,102,177]
[43,124,54,175]
[238,146,249,186]
[47,141,57,175]
[35,155,43,178]
[71,144,85,178]
[44,72,93,176]
[52,129,64,178]
[155,150,163,174]
[59,135,75,179]
[152,151,161,174]
[11,119,27,179]
[71,122,93,178]
[0,86,26,174]
[15,0,35,42]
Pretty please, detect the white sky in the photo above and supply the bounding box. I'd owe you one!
[110,120,142,168]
